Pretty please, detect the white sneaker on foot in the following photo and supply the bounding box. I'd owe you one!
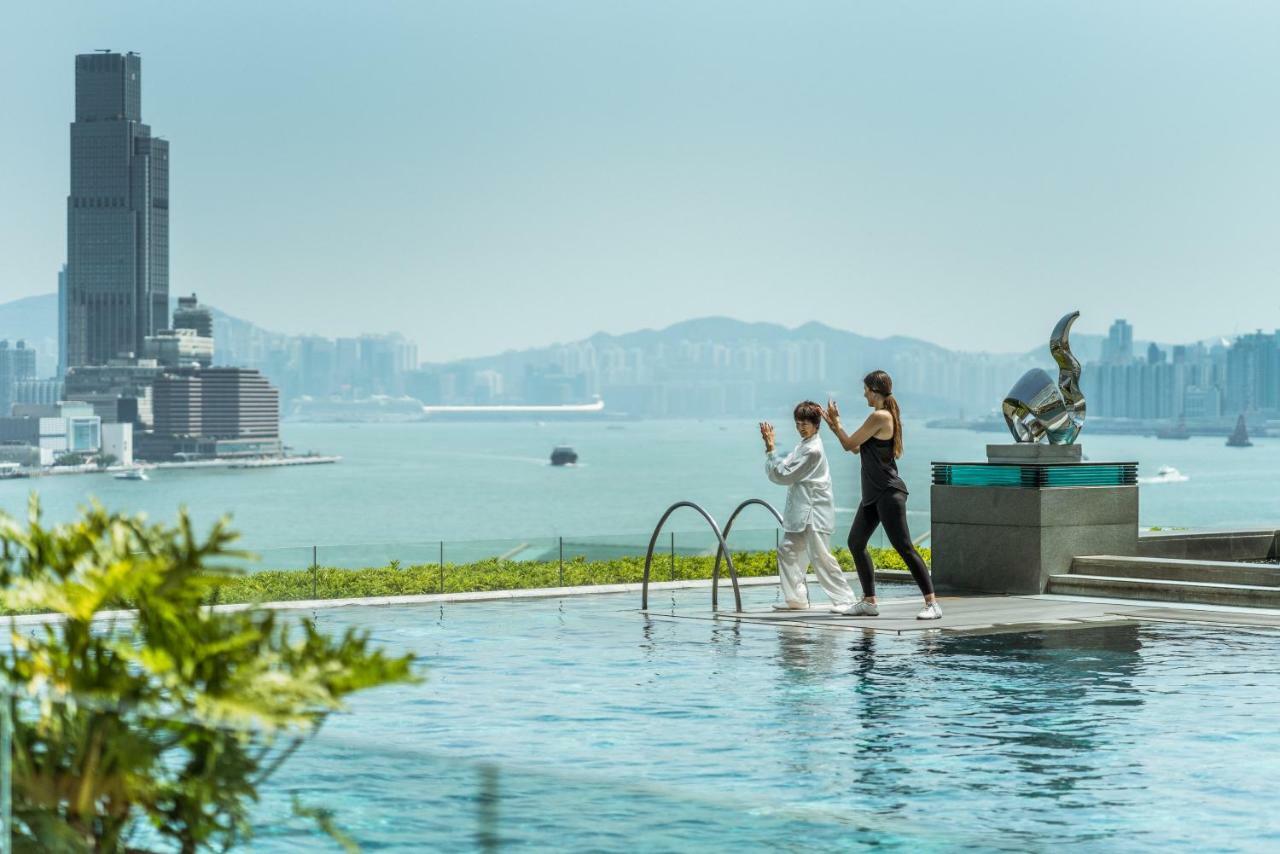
[772,601,809,611]
[829,603,854,614]
[916,602,943,620]
[840,599,879,617]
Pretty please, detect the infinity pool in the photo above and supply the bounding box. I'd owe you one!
[251,583,1280,851]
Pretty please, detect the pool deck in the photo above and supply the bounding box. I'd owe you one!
[647,592,1280,636]
[16,570,1280,637]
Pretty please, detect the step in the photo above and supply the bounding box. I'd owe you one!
[1071,555,1280,587]
[1046,573,1280,609]
[1138,530,1278,562]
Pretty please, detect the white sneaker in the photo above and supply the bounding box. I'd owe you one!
[772,601,809,611]
[916,602,943,620]
[840,599,879,617]
[828,603,854,614]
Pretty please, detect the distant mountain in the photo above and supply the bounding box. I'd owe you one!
[0,293,1229,416]
[0,294,56,341]
[448,316,957,369]
[0,294,58,375]
[429,314,1059,416]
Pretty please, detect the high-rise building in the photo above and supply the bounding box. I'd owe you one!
[1225,331,1280,414]
[57,264,68,376]
[0,340,39,416]
[65,51,170,368]
[1101,320,1134,364]
[173,293,213,338]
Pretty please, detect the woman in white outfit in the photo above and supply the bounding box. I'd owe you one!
[760,401,858,612]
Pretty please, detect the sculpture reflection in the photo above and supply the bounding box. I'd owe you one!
[1002,311,1086,444]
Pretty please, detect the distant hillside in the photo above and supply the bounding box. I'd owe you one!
[448,316,960,370]
[0,293,1213,416]
[0,294,58,375]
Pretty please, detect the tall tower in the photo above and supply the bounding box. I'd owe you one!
[57,264,68,376]
[65,51,169,368]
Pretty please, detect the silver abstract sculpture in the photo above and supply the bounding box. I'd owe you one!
[1002,311,1085,444]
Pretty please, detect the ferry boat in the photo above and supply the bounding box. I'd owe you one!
[550,446,579,466]
[1227,414,1253,448]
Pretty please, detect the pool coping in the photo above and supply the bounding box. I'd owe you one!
[3,571,918,626]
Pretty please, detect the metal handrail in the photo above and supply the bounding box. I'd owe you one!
[641,501,742,612]
[711,499,784,611]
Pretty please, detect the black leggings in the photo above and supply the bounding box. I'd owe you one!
[847,491,934,598]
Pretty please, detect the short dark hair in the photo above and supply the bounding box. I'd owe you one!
[793,400,822,426]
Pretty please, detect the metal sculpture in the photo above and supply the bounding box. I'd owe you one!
[1002,311,1086,444]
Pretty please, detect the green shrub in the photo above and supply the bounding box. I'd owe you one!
[0,498,418,851]
[216,546,931,605]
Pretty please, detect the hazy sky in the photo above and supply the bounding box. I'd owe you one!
[2,1,1278,360]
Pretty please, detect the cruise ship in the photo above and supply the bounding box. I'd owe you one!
[421,397,607,422]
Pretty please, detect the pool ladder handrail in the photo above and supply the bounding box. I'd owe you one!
[641,498,783,613]
[711,499,784,612]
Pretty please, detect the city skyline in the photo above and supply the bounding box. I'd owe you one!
[3,287,1274,416]
[20,281,1280,427]
[2,3,1279,362]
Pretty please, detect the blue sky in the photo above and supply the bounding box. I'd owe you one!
[2,1,1278,360]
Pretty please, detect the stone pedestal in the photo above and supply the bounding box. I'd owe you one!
[930,446,1138,595]
[985,443,1081,464]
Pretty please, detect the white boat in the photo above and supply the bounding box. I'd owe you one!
[113,468,149,481]
[1140,465,1188,484]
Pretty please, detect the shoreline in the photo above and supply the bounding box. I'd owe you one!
[3,454,341,479]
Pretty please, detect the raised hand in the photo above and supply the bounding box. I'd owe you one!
[759,421,776,452]
[822,398,841,429]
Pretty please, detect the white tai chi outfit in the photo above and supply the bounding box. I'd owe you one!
[765,433,857,609]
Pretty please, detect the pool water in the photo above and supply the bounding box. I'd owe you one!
[253,583,1280,851]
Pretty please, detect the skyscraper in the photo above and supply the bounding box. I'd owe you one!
[0,340,39,416]
[57,264,68,376]
[173,294,213,338]
[1101,319,1134,365]
[65,51,169,368]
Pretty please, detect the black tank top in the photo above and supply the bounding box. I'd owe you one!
[860,435,908,506]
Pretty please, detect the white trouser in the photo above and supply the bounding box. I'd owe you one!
[777,526,856,607]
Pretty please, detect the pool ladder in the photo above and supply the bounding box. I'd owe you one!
[641,499,784,613]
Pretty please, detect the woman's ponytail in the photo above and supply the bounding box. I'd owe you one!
[863,370,904,458]
[885,394,903,459]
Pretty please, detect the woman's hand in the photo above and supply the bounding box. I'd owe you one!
[822,398,842,431]
[759,421,776,453]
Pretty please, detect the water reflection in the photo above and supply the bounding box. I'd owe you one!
[318,596,1280,850]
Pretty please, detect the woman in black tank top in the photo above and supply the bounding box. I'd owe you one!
[822,370,941,620]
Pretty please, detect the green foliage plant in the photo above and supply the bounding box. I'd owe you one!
[0,498,418,852]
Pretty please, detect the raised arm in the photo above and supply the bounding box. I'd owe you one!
[822,399,890,454]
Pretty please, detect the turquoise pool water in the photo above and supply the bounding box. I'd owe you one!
[252,584,1280,851]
